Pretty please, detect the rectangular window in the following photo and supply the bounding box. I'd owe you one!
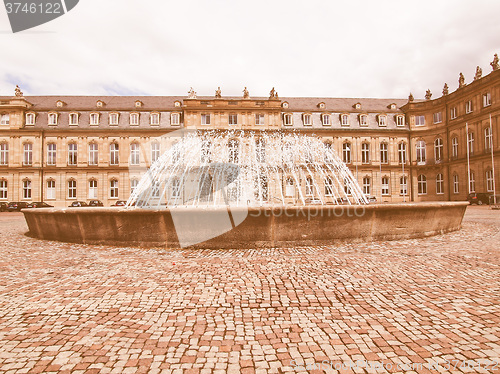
[396,115,405,127]
[468,132,474,154]
[0,180,7,199]
[453,175,459,194]
[415,115,425,126]
[171,113,180,126]
[342,143,351,164]
[69,113,79,125]
[400,176,408,196]
[381,177,390,195]
[47,143,56,165]
[23,143,33,165]
[0,114,10,126]
[0,143,8,165]
[283,114,292,126]
[483,92,491,107]
[416,140,426,164]
[151,142,160,163]
[398,143,407,164]
[485,127,493,151]
[465,100,473,114]
[25,113,35,126]
[110,180,119,198]
[109,113,119,125]
[378,115,387,127]
[229,114,238,126]
[452,137,458,158]
[110,143,119,165]
[201,114,211,125]
[359,115,367,126]
[380,143,388,164]
[341,115,349,126]
[255,113,265,125]
[151,113,160,125]
[68,180,77,199]
[90,113,99,125]
[23,180,31,199]
[362,177,371,195]
[68,143,78,165]
[436,174,444,194]
[48,113,57,125]
[46,180,56,200]
[433,112,442,124]
[450,107,457,119]
[361,143,370,164]
[486,170,494,192]
[130,143,140,165]
[88,143,99,165]
[469,171,475,193]
[303,114,311,126]
[88,180,97,199]
[322,114,330,126]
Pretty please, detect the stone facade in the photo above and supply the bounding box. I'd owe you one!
[0,67,499,207]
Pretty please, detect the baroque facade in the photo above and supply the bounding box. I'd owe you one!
[0,62,499,207]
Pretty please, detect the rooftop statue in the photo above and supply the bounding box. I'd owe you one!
[458,72,465,88]
[215,87,222,98]
[490,53,499,71]
[425,89,432,100]
[442,83,449,96]
[15,85,23,97]
[187,87,197,99]
[474,66,482,80]
[408,92,414,102]
[269,87,278,99]
[243,87,249,99]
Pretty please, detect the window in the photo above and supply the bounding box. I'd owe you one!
[48,113,58,125]
[398,142,407,164]
[201,114,211,125]
[453,174,459,194]
[469,171,475,193]
[255,139,265,163]
[303,114,311,126]
[201,140,211,163]
[23,143,33,165]
[0,180,7,199]
[452,137,458,158]
[361,143,370,164]
[46,180,55,200]
[69,113,79,125]
[25,113,35,126]
[450,107,457,119]
[88,143,98,165]
[380,143,388,164]
[342,142,351,164]
[229,114,238,126]
[415,115,425,126]
[381,176,390,195]
[0,143,8,165]
[228,139,239,163]
[88,179,97,199]
[151,142,160,163]
[171,179,181,198]
[483,93,491,107]
[325,177,334,196]
[68,143,77,165]
[23,179,31,199]
[378,115,387,127]
[359,114,368,126]
[416,140,426,164]
[341,114,349,126]
[433,112,442,124]
[171,113,180,126]
[324,142,333,163]
[305,177,314,196]
[434,138,443,162]
[109,113,119,125]
[130,179,139,194]
[130,113,139,126]
[467,132,474,154]
[485,127,493,151]
[90,113,99,126]
[130,143,140,165]
[396,115,405,127]
[465,100,473,114]
[0,114,9,126]
[255,113,265,125]
[47,143,56,165]
[436,174,444,194]
[110,143,119,165]
[417,175,427,194]
[65,180,76,199]
[486,170,494,192]
[283,113,292,126]
[343,178,351,195]
[322,114,330,126]
[152,181,160,198]
[151,112,160,125]
[285,178,295,197]
[110,179,119,198]
[362,177,371,195]
[400,176,408,196]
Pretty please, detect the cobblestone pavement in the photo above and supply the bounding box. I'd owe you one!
[0,206,499,374]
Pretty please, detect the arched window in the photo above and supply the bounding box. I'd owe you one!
[69,112,79,125]
[417,174,427,194]
[434,138,443,162]
[23,143,33,165]
[170,113,180,126]
[451,137,458,158]
[90,112,100,126]
[321,114,330,126]
[340,114,349,126]
[109,112,119,126]
[48,112,58,125]
[130,112,139,126]
[283,113,292,126]
[25,113,35,126]
[303,113,311,126]
[436,173,444,194]
[150,112,160,125]
[0,142,8,165]
[359,114,368,127]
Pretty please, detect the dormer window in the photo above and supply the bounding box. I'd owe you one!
[303,113,311,126]
[353,103,361,110]
[283,113,292,126]
[171,113,180,126]
[150,112,160,125]
[378,115,387,127]
[96,100,104,107]
[321,114,330,126]
[317,102,326,109]
[388,103,397,110]
[25,113,35,126]
[396,115,405,127]
[109,112,119,126]
[69,112,79,126]
[282,102,289,108]
[56,100,65,108]
[130,112,139,126]
[359,114,368,126]
[135,101,143,108]
[340,114,349,126]
[90,112,100,126]
[48,112,58,125]
[174,101,182,108]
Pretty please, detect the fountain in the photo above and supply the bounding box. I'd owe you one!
[23,130,468,248]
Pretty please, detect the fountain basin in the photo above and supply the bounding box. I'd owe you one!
[23,202,468,248]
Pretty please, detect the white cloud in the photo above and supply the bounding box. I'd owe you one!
[0,0,499,99]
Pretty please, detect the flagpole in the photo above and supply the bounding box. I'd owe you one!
[490,114,496,204]
[402,143,406,202]
[466,122,471,194]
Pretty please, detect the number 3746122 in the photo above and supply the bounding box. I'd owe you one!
[5,2,62,14]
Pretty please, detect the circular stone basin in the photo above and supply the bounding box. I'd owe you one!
[23,202,468,249]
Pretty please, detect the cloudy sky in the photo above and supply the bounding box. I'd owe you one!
[0,0,499,99]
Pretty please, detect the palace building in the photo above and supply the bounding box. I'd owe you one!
[1,57,499,207]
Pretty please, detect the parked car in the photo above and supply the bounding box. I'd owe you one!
[363,195,377,203]
[111,200,127,207]
[305,198,323,205]
[7,202,29,211]
[0,202,8,212]
[69,201,88,207]
[26,202,54,208]
[335,197,349,205]
[467,193,492,205]
[88,200,103,207]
